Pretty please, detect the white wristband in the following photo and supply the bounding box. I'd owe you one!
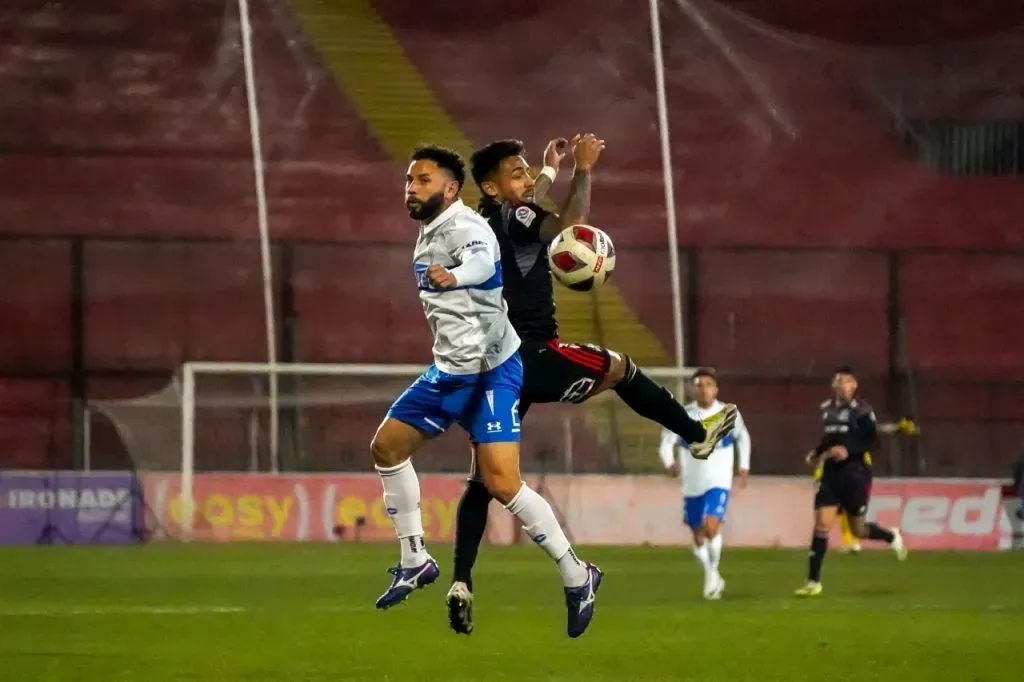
[538,166,557,183]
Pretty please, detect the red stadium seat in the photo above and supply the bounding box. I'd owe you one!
[0,242,71,373]
[84,242,273,370]
[0,379,71,469]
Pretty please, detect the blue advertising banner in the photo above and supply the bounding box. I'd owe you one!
[0,471,142,545]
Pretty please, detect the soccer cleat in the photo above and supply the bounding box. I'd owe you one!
[890,527,909,561]
[841,542,862,554]
[704,573,726,600]
[690,404,738,460]
[794,581,823,597]
[375,557,440,610]
[564,563,603,638]
[446,581,474,635]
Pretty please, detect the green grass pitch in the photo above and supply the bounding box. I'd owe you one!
[1,544,1021,681]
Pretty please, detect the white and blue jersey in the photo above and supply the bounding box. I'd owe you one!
[658,400,751,527]
[388,199,523,444]
[412,199,519,375]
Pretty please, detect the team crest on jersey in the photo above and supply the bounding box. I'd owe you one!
[515,205,537,227]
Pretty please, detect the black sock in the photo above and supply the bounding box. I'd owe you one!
[452,478,492,591]
[867,523,895,543]
[808,532,828,582]
[613,358,706,443]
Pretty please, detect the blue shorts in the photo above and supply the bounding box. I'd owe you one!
[683,488,730,529]
[386,353,523,444]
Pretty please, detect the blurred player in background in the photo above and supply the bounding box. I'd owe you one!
[445,135,737,635]
[813,380,919,553]
[370,145,602,638]
[658,368,750,600]
[795,367,909,597]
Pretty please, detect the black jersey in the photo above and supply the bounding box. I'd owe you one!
[481,201,558,341]
[814,398,878,472]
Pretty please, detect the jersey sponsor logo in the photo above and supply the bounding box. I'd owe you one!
[514,205,537,227]
[560,377,596,404]
[486,421,503,433]
[458,240,486,253]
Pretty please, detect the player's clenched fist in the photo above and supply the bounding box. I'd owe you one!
[571,133,605,170]
[426,264,457,289]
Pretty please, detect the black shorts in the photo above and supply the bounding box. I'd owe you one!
[518,337,612,417]
[815,460,873,516]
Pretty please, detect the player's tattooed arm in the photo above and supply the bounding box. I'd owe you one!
[538,133,605,242]
[533,173,554,204]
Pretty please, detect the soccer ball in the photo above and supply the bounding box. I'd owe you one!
[547,225,616,291]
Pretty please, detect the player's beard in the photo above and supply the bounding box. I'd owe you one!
[406,190,445,222]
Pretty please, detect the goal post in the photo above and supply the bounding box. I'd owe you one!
[89,361,697,541]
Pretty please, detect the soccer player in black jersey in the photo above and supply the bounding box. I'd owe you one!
[444,135,738,634]
[795,367,909,597]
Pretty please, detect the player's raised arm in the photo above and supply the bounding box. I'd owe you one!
[532,137,568,204]
[537,133,605,242]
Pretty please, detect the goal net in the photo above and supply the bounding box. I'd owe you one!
[88,361,695,540]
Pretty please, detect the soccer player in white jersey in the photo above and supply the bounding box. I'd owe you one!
[658,368,750,600]
[370,145,602,638]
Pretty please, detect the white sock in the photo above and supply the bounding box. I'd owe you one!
[376,459,428,568]
[707,533,723,573]
[505,483,588,587]
[693,542,712,571]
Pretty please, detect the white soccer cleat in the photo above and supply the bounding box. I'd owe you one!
[794,581,823,597]
[890,527,908,561]
[703,572,725,600]
[446,581,474,635]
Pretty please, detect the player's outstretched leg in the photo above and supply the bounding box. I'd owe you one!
[604,353,705,441]
[601,353,737,458]
[852,517,908,561]
[370,418,439,609]
[477,441,603,638]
